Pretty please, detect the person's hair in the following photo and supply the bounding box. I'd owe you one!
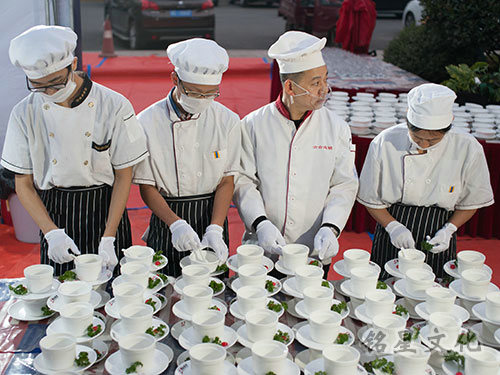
[280,71,304,85]
[406,118,452,134]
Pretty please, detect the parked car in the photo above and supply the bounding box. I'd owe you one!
[104,0,215,49]
[374,0,411,17]
[402,0,422,27]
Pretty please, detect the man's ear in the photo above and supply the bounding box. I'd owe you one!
[283,79,294,96]
[171,71,178,86]
[72,57,78,71]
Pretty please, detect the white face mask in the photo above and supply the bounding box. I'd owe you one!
[291,80,329,109]
[177,91,213,114]
[408,131,446,151]
[39,71,77,103]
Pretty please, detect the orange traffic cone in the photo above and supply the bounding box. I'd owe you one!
[99,17,117,58]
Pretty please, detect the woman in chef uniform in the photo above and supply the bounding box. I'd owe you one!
[133,38,240,277]
[1,26,148,275]
[234,31,358,274]
[358,83,494,278]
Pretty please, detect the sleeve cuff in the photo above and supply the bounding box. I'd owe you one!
[1,159,32,175]
[112,151,149,170]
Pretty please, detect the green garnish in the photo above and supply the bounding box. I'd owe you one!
[58,270,77,282]
[273,330,290,343]
[215,264,229,273]
[157,294,166,303]
[41,305,54,316]
[152,251,163,263]
[265,372,277,375]
[201,335,227,346]
[402,327,420,342]
[336,332,349,344]
[95,349,103,360]
[267,300,283,312]
[86,324,102,337]
[145,324,167,337]
[126,361,143,374]
[309,260,321,267]
[393,304,408,316]
[314,372,327,375]
[155,273,168,283]
[331,301,347,314]
[281,301,288,310]
[363,358,395,374]
[209,305,220,311]
[421,240,434,252]
[9,284,28,295]
[145,298,157,309]
[74,351,90,366]
[457,331,476,345]
[209,280,223,293]
[148,276,161,289]
[444,350,465,368]
[321,281,330,288]
[265,280,275,292]
[377,281,388,289]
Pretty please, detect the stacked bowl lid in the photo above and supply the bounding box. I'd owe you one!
[453,102,500,140]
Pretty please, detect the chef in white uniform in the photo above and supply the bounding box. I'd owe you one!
[1,26,148,276]
[233,31,359,274]
[358,83,494,278]
[133,38,240,277]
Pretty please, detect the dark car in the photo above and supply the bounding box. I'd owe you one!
[374,0,412,17]
[105,0,215,49]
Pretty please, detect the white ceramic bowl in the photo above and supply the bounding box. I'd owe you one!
[394,343,430,375]
[238,264,267,288]
[457,250,486,274]
[398,249,425,276]
[309,310,342,344]
[485,292,500,321]
[120,262,149,288]
[350,266,379,297]
[365,289,395,317]
[425,287,456,314]
[60,302,93,336]
[372,314,407,347]
[323,345,360,375]
[123,246,154,266]
[190,343,226,375]
[303,286,334,313]
[119,304,154,334]
[282,244,309,272]
[464,346,500,375]
[24,264,53,294]
[251,340,288,375]
[428,312,462,350]
[182,264,211,287]
[58,280,92,304]
[119,333,156,372]
[189,250,219,273]
[294,265,324,293]
[40,333,76,370]
[182,285,213,315]
[237,245,264,268]
[192,310,225,342]
[405,268,435,295]
[74,254,103,282]
[343,249,370,273]
[245,309,278,342]
[461,269,491,299]
[237,285,267,315]
[113,282,145,310]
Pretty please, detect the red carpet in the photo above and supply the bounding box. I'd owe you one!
[1,53,499,283]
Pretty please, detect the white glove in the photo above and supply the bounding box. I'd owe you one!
[45,229,80,264]
[256,220,286,256]
[169,219,202,252]
[314,227,339,261]
[385,221,416,249]
[98,236,118,270]
[201,224,228,264]
[428,223,457,254]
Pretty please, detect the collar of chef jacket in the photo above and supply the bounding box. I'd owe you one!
[275,95,312,126]
[406,129,450,155]
[69,72,92,108]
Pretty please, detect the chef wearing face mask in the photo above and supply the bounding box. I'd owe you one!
[133,38,240,277]
[358,83,494,278]
[233,31,359,274]
[1,26,148,275]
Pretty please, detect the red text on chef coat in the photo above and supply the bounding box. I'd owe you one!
[312,145,333,150]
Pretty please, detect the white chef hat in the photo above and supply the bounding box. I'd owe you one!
[268,31,326,74]
[9,25,77,79]
[407,83,457,130]
[167,38,229,85]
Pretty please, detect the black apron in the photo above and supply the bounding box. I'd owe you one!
[39,184,132,276]
[146,192,229,278]
[371,203,457,279]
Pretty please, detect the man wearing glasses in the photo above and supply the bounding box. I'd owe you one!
[1,26,148,275]
[133,38,240,276]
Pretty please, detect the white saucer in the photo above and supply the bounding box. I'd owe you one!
[384,258,433,279]
[230,276,282,297]
[47,316,105,343]
[172,298,227,321]
[47,290,102,312]
[236,347,294,365]
[237,357,300,375]
[34,344,96,374]
[339,279,366,299]
[180,256,227,277]
[443,260,493,279]
[450,279,499,302]
[420,325,473,352]
[69,268,113,287]
[237,322,294,348]
[470,322,500,349]
[7,300,56,321]
[88,339,108,363]
[95,289,111,309]
[456,298,481,321]
[9,279,60,301]
[112,273,165,295]
[395,297,421,320]
[275,257,320,276]
[226,254,274,274]
[296,299,349,320]
[110,317,169,342]
[177,349,235,367]
[154,293,168,311]
[285,297,305,319]
[105,347,172,375]
[179,325,237,350]
[282,277,333,299]
[104,294,161,319]
[496,328,500,345]
[174,276,226,297]
[305,358,367,375]
[120,254,168,272]
[229,298,284,320]
[354,303,409,325]
[296,324,354,351]
[175,360,237,375]
[334,259,381,278]
[294,349,321,371]
[415,302,470,323]
[393,279,441,301]
[171,320,192,341]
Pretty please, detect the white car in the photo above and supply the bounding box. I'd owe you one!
[402,0,423,27]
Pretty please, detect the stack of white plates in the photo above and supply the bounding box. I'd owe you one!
[349,116,372,135]
[330,91,349,101]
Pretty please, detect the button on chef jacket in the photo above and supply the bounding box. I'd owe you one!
[132,90,241,196]
[357,124,494,211]
[1,81,148,189]
[233,98,359,249]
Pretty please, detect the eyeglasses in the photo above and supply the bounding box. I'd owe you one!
[26,67,72,93]
[178,80,220,99]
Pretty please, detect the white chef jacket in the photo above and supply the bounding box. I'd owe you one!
[233,98,359,250]
[357,124,494,211]
[1,80,148,190]
[133,91,241,196]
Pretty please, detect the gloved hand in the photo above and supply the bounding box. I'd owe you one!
[385,221,416,249]
[45,229,80,264]
[256,220,286,256]
[169,219,202,252]
[201,224,228,264]
[314,227,339,261]
[428,223,457,254]
[98,236,118,270]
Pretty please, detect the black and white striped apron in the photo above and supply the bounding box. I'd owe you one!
[39,185,132,276]
[146,192,229,277]
[371,203,457,279]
